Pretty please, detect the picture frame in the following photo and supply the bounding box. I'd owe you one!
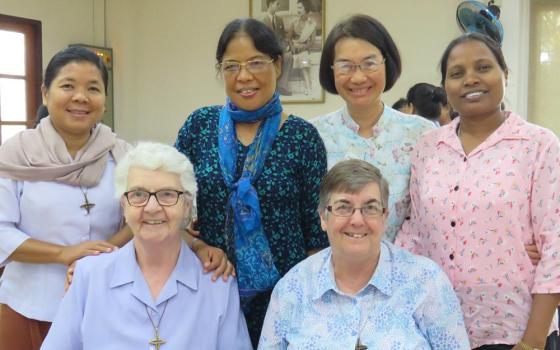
[250,0,325,103]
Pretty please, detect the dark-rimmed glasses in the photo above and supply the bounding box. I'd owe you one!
[331,57,386,75]
[217,58,275,75]
[123,189,187,207]
[326,203,385,218]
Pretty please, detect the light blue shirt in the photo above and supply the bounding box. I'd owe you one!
[258,242,470,350]
[311,106,435,241]
[0,157,121,321]
[41,241,252,350]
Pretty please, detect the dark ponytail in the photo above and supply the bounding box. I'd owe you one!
[406,83,443,122]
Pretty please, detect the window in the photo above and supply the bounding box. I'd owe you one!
[0,14,42,144]
[529,0,560,136]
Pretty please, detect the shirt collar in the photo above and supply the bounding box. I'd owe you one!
[369,242,393,296]
[340,104,388,137]
[109,240,199,308]
[436,112,530,151]
[312,242,394,300]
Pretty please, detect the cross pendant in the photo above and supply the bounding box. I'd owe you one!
[355,338,368,350]
[80,193,95,214]
[149,329,166,350]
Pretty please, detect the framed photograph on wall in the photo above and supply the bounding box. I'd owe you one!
[250,0,325,103]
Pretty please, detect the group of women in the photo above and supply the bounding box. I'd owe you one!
[0,9,558,350]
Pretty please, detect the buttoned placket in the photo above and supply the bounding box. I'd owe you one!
[333,289,369,348]
[446,147,470,283]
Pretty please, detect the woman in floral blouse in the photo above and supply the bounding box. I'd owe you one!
[396,33,560,350]
[311,14,435,242]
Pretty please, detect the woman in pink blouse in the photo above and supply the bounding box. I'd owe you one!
[396,33,559,350]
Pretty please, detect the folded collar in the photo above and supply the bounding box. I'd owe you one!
[313,242,393,300]
[108,240,199,309]
[435,112,531,152]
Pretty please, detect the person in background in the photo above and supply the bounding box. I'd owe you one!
[391,97,411,113]
[260,0,293,96]
[439,93,455,126]
[41,142,252,350]
[405,82,446,125]
[175,18,328,346]
[396,33,560,350]
[259,160,470,349]
[311,14,435,242]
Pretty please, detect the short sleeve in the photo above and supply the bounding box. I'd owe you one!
[0,178,31,265]
[529,132,560,293]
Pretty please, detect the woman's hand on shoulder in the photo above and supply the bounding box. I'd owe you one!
[62,241,117,292]
[57,240,117,266]
[191,239,235,282]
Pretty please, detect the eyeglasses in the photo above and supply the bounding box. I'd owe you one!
[123,189,188,207]
[331,58,386,75]
[326,203,385,218]
[217,58,275,75]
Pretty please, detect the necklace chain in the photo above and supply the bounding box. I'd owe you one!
[145,300,169,350]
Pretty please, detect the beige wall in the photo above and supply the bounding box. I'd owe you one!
[106,0,250,143]
[4,0,551,143]
[105,0,466,143]
[529,0,560,136]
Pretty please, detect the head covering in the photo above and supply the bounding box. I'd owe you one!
[0,116,130,187]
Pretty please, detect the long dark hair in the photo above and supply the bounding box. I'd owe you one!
[406,83,447,121]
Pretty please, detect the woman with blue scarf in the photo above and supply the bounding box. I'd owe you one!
[175,18,328,347]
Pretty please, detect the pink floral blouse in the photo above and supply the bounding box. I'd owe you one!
[396,113,560,348]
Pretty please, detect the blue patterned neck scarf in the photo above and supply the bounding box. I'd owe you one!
[218,92,282,298]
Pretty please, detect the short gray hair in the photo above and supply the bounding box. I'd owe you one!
[318,159,389,210]
[114,142,197,201]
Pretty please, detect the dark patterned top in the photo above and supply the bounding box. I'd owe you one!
[175,105,328,344]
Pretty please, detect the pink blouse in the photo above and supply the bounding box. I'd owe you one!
[396,113,560,348]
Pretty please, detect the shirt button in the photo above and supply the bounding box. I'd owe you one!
[463,157,467,162]
[449,253,455,260]
[405,216,411,220]
[450,220,456,227]
[454,185,459,191]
